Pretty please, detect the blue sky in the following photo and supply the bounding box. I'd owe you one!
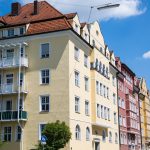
[0,0,150,88]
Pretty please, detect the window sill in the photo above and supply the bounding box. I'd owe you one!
[75,112,80,114]
[75,85,80,88]
[40,83,49,85]
[40,57,50,59]
[39,111,50,113]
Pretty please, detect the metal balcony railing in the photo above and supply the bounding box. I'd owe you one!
[0,110,27,121]
[0,57,28,68]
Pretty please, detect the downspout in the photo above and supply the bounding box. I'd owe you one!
[17,43,23,150]
[116,72,121,150]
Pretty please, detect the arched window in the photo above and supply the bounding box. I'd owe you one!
[109,131,112,143]
[75,125,81,140]
[86,127,90,141]
[102,130,106,142]
[115,132,118,144]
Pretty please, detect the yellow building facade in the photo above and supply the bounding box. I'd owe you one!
[139,78,150,150]
[0,1,119,150]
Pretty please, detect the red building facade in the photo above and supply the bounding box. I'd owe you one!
[116,57,141,150]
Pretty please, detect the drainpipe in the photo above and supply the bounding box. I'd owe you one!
[116,72,121,150]
[17,43,23,150]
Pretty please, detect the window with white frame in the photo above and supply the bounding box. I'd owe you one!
[115,133,118,144]
[4,126,11,142]
[101,105,104,118]
[85,100,89,116]
[103,85,106,97]
[75,125,81,140]
[41,69,50,84]
[74,47,79,61]
[75,71,80,87]
[104,107,107,120]
[122,99,125,109]
[86,127,90,141]
[108,108,110,120]
[114,112,117,124]
[113,93,116,105]
[16,126,22,141]
[40,95,50,112]
[97,104,100,118]
[118,97,121,107]
[84,77,89,91]
[109,131,112,143]
[8,28,14,37]
[39,124,46,140]
[107,87,109,99]
[100,83,103,96]
[41,43,50,58]
[19,27,24,35]
[102,130,106,142]
[75,96,80,113]
[84,54,88,67]
[96,81,99,94]
[74,24,78,33]
[112,76,116,86]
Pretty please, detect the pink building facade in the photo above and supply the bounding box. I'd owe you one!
[116,57,141,150]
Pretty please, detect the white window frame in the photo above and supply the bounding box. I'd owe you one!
[75,96,80,113]
[15,126,22,141]
[84,76,89,91]
[40,69,50,84]
[74,46,80,61]
[40,95,50,112]
[38,123,47,140]
[75,125,81,140]
[75,70,80,87]
[86,127,90,141]
[3,126,12,142]
[85,100,89,116]
[84,54,88,67]
[40,43,50,59]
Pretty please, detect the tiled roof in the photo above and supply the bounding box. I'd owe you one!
[65,13,77,19]
[27,18,71,35]
[1,1,64,26]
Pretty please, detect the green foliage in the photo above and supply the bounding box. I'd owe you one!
[37,120,71,150]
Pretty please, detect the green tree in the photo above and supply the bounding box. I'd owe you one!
[37,120,71,150]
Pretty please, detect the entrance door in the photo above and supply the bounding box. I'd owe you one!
[95,142,100,150]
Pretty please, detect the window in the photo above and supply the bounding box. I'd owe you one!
[7,49,14,59]
[84,77,89,91]
[86,127,90,141]
[74,47,79,61]
[41,43,50,58]
[8,28,14,37]
[106,87,109,99]
[109,131,112,143]
[97,104,100,118]
[108,108,110,120]
[100,83,103,96]
[101,105,103,118]
[103,85,106,97]
[6,74,13,84]
[112,76,116,86]
[4,127,11,142]
[19,72,24,86]
[75,125,81,140]
[19,98,24,110]
[96,81,99,94]
[102,130,106,142]
[85,101,89,116]
[41,69,49,84]
[40,95,50,112]
[39,124,46,140]
[6,100,12,111]
[122,99,125,109]
[114,112,117,124]
[16,126,22,141]
[20,27,24,35]
[75,71,80,87]
[84,54,88,67]
[75,96,80,113]
[115,133,118,144]
[104,107,107,119]
[75,24,78,32]
[118,97,121,107]
[113,93,116,105]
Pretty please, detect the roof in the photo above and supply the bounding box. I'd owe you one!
[1,1,64,26]
[81,22,86,29]
[65,13,77,19]
[122,63,136,77]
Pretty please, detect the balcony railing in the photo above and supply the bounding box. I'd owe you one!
[0,84,27,94]
[0,110,27,121]
[0,57,28,68]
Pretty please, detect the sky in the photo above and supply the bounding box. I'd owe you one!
[0,0,150,88]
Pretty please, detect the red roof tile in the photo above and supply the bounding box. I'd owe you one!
[65,13,77,19]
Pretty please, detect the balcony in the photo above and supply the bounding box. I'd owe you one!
[0,111,27,121]
[0,84,27,95]
[0,57,28,69]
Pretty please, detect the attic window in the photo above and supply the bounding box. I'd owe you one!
[8,28,14,37]
[96,30,99,36]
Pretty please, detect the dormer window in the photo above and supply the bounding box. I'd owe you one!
[8,28,14,37]
[20,27,24,35]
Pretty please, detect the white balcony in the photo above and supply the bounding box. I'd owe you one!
[0,57,28,69]
[0,84,27,95]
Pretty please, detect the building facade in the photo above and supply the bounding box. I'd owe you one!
[0,1,120,150]
[116,58,141,150]
[138,78,150,150]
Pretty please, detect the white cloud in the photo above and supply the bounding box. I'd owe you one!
[20,0,146,21]
[143,51,150,59]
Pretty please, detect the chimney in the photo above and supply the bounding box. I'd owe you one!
[34,0,39,15]
[11,2,21,16]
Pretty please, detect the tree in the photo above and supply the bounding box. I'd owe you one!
[37,120,71,150]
